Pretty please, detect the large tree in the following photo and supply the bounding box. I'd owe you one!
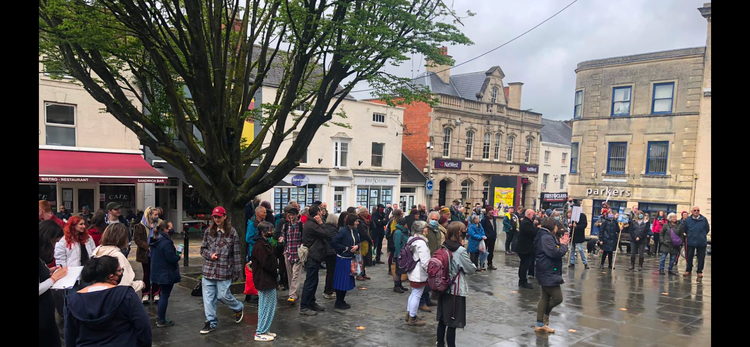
[40,0,472,262]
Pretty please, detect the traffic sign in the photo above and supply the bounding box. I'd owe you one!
[426,179,434,195]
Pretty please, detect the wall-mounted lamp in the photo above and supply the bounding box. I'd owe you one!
[454,118,461,126]
[318,158,323,164]
[358,161,363,166]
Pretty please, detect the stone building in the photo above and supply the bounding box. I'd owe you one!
[569,3,711,237]
[369,48,543,210]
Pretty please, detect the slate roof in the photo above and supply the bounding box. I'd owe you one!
[412,71,489,100]
[577,47,706,70]
[540,119,572,146]
[401,153,426,183]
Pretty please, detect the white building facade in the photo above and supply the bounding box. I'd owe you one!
[537,119,572,210]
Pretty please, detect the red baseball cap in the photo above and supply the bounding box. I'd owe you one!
[212,206,227,217]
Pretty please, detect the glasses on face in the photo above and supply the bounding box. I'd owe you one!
[692,209,700,212]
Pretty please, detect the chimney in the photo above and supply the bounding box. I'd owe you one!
[425,46,451,84]
[507,82,523,109]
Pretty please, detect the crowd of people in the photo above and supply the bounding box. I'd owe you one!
[39,197,710,346]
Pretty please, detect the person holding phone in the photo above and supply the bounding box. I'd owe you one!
[533,217,570,333]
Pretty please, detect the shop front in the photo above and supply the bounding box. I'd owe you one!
[354,174,400,211]
[540,192,568,210]
[39,149,166,216]
[271,172,328,210]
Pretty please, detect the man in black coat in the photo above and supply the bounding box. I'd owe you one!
[299,204,331,316]
[371,204,388,264]
[517,209,539,289]
[480,206,498,270]
[568,212,589,269]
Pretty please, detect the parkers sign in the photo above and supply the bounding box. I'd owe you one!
[586,186,631,197]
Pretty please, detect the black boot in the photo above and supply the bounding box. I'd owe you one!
[629,257,636,270]
[638,258,644,271]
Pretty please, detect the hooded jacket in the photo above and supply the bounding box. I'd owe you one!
[407,235,431,283]
[571,213,588,244]
[534,227,568,287]
[65,286,152,347]
[628,220,650,244]
[598,219,620,252]
[92,246,144,293]
[425,222,444,254]
[148,232,181,285]
[443,240,476,297]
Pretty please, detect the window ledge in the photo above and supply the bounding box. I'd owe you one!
[641,174,671,178]
[603,173,628,177]
[371,123,387,128]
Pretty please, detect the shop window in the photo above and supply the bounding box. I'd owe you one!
[591,199,627,236]
[356,186,393,210]
[637,203,677,222]
[39,184,58,212]
[45,102,76,146]
[99,185,136,212]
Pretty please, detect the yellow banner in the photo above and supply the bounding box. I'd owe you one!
[494,187,514,207]
[240,98,256,148]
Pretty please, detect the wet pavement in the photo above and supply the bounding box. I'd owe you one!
[125,245,710,347]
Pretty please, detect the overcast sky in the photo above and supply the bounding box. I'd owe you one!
[345,0,709,120]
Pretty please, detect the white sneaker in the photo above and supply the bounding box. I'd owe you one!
[263,332,277,337]
[153,294,160,302]
[142,294,150,304]
[255,333,274,342]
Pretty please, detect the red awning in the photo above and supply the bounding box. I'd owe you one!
[39,150,167,184]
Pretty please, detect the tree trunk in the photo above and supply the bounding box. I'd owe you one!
[229,205,248,281]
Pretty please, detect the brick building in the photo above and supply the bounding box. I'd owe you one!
[369,48,543,210]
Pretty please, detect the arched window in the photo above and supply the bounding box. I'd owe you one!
[482,133,491,159]
[461,180,472,201]
[483,181,490,204]
[494,133,501,161]
[465,130,474,159]
[491,87,499,104]
[507,136,515,162]
[525,138,533,163]
[443,127,452,158]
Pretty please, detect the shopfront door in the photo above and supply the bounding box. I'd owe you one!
[59,183,98,214]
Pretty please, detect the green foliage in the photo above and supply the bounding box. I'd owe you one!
[39,0,472,260]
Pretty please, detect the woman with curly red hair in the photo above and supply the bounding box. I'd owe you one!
[55,216,97,269]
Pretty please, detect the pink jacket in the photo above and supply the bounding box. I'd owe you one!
[652,219,667,234]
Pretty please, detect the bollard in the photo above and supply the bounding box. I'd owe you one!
[183,223,189,267]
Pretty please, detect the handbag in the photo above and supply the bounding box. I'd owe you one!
[191,281,202,296]
[350,255,362,276]
[298,244,309,264]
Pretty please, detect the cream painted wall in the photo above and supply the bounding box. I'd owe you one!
[538,142,571,195]
[39,63,141,151]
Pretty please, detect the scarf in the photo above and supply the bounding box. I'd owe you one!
[141,214,156,256]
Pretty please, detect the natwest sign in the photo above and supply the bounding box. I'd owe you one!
[520,165,539,173]
[434,159,462,170]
